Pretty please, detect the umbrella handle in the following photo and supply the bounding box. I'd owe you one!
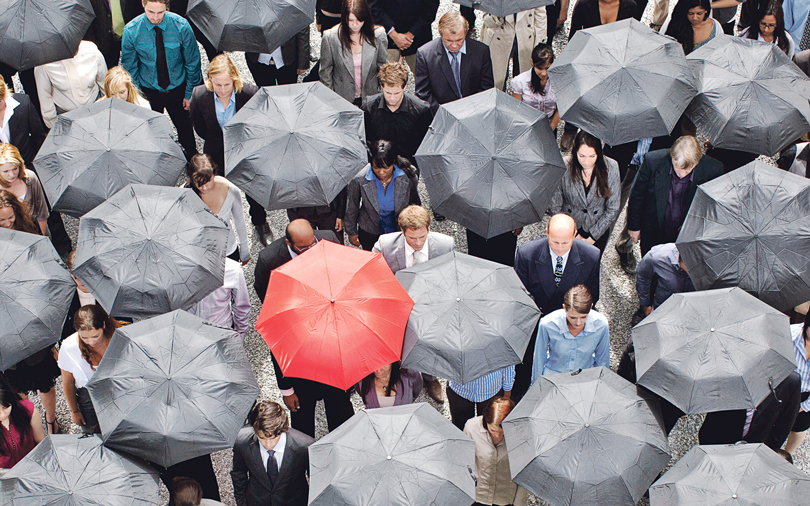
[769,377,781,403]
[467,466,477,486]
[571,368,583,376]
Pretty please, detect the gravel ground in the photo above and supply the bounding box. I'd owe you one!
[17,1,809,504]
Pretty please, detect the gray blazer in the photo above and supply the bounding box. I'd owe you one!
[319,25,388,102]
[550,155,621,241]
[372,230,456,273]
[344,165,420,236]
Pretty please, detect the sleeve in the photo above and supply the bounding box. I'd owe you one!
[189,91,209,141]
[344,177,361,236]
[297,27,311,70]
[414,49,437,112]
[651,0,670,27]
[407,173,421,206]
[180,22,203,100]
[593,319,610,368]
[34,67,57,129]
[549,174,564,215]
[783,0,797,34]
[371,238,383,253]
[589,159,622,240]
[535,7,548,42]
[502,365,515,392]
[482,14,506,30]
[230,441,249,506]
[368,0,396,32]
[319,33,334,90]
[510,74,525,96]
[626,155,654,231]
[585,253,600,305]
[120,25,140,90]
[634,251,655,307]
[253,254,271,303]
[376,29,389,72]
[26,98,47,153]
[229,186,251,262]
[479,45,495,93]
[801,394,810,413]
[532,321,550,384]
[231,268,251,340]
[410,369,424,399]
[332,186,348,220]
[411,0,440,38]
[513,244,531,292]
[28,176,50,222]
[95,50,108,92]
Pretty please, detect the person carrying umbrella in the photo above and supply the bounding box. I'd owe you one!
[511,43,559,131]
[786,318,810,454]
[0,375,45,475]
[100,66,150,107]
[356,361,423,408]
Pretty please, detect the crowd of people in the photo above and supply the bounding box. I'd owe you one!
[2,0,810,504]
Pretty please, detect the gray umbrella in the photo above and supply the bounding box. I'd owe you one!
[633,287,796,415]
[34,98,187,218]
[0,228,75,371]
[72,184,230,319]
[414,88,566,239]
[452,0,552,17]
[0,0,95,71]
[396,251,540,384]
[677,162,810,312]
[650,443,810,505]
[86,310,260,468]
[309,403,476,506]
[224,82,367,211]
[187,0,315,53]
[686,36,810,157]
[0,434,160,505]
[503,367,671,506]
[548,18,697,146]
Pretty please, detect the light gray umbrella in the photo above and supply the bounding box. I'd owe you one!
[73,184,230,319]
[0,228,75,371]
[0,0,95,71]
[686,36,810,157]
[632,287,796,415]
[503,367,670,506]
[187,0,315,53]
[677,162,810,312]
[548,18,697,146]
[650,443,810,505]
[414,88,566,239]
[34,98,187,218]
[86,310,260,468]
[309,403,476,506]
[224,82,367,211]
[452,0,552,17]
[0,434,160,505]
[396,251,540,383]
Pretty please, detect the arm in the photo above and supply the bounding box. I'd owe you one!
[60,370,86,427]
[593,320,610,368]
[411,369,424,399]
[180,22,203,101]
[230,442,249,506]
[409,0,440,41]
[549,108,560,130]
[95,51,108,92]
[296,27,311,71]
[34,67,57,129]
[589,160,622,240]
[376,30,389,73]
[502,365,515,395]
[414,49,437,112]
[368,0,396,33]
[626,156,654,233]
[531,322,550,384]
[650,0,670,29]
[634,252,655,308]
[229,186,251,263]
[29,406,46,444]
[407,174,421,206]
[512,92,523,101]
[319,34,334,90]
[253,253,271,303]
[549,177,564,215]
[559,0,570,27]
[188,92,209,141]
[479,46,495,93]
[585,255,600,305]
[482,14,506,31]
[344,178,361,237]
[120,26,140,90]
[568,0,585,41]
[535,7,548,42]
[231,269,251,340]
[26,98,47,153]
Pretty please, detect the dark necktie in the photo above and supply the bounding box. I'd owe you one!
[450,52,461,97]
[554,256,563,286]
[266,450,279,487]
[154,26,171,90]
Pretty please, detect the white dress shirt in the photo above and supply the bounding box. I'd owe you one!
[404,240,430,269]
[0,96,20,144]
[259,432,286,473]
[257,46,286,68]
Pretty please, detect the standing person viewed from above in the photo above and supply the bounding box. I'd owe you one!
[170,477,226,506]
[447,366,515,430]
[783,0,810,52]
[0,376,45,475]
[511,43,559,130]
[740,1,795,57]
[664,0,724,55]
[785,318,810,454]
[0,76,46,167]
[0,190,40,235]
[0,143,48,235]
[244,27,310,88]
[481,8,547,92]
[633,243,695,322]
[186,257,251,342]
[368,0,439,72]
[101,66,150,107]
[356,361,423,408]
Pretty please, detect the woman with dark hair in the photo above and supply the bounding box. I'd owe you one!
[0,190,40,235]
[356,362,423,408]
[550,131,621,254]
[511,43,559,130]
[0,376,45,473]
[319,0,388,105]
[785,317,810,454]
[664,0,723,54]
[345,139,420,250]
[740,1,795,57]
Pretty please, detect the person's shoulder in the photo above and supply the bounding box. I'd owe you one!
[361,92,384,111]
[241,83,259,97]
[287,428,316,447]
[378,231,404,247]
[353,163,372,181]
[314,229,340,244]
[419,37,442,54]
[511,69,531,87]
[588,309,609,327]
[404,93,430,111]
[235,426,257,446]
[517,237,549,256]
[573,239,601,262]
[165,11,191,27]
[19,399,35,417]
[428,231,454,246]
[463,415,484,434]
[540,308,566,327]
[323,24,341,40]
[374,25,387,38]
[124,13,148,31]
[466,37,490,53]
[191,84,210,99]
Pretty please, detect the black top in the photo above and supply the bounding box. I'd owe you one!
[569,0,638,40]
[361,92,433,163]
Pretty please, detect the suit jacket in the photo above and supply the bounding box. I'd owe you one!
[626,149,723,255]
[344,165,421,236]
[514,238,601,315]
[245,27,311,71]
[319,25,388,103]
[795,50,810,78]
[415,37,495,113]
[368,0,440,56]
[481,9,547,90]
[6,94,46,165]
[372,230,456,273]
[84,0,122,67]
[189,83,259,170]
[231,427,315,506]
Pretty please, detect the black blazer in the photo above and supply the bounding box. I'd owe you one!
[626,149,723,255]
[7,94,46,165]
[414,37,494,113]
[189,83,259,170]
[514,238,601,315]
[368,0,440,56]
[231,427,315,506]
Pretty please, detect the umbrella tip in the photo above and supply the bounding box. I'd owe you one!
[331,299,335,303]
[387,455,392,460]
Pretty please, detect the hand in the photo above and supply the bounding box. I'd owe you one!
[348,234,360,247]
[557,12,567,26]
[335,218,344,232]
[283,393,300,412]
[182,98,190,110]
[240,257,251,266]
[297,68,307,75]
[628,230,641,244]
[642,306,653,316]
[389,31,413,50]
[704,139,713,150]
[512,227,523,236]
[317,24,322,32]
[576,234,596,245]
[71,410,86,426]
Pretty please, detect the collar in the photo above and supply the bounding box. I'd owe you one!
[286,243,299,259]
[669,162,694,182]
[404,234,429,259]
[443,39,467,61]
[2,95,20,130]
[147,14,170,31]
[549,246,570,265]
[549,308,598,339]
[258,431,287,460]
[365,165,405,181]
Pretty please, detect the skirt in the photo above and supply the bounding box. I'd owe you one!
[3,346,60,394]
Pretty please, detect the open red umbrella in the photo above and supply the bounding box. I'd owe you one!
[255,240,414,389]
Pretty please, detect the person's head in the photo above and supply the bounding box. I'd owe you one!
[670,136,702,174]
[360,361,402,398]
[438,12,468,53]
[205,54,243,100]
[186,154,217,195]
[563,284,593,331]
[0,143,27,189]
[667,0,711,53]
[398,205,430,251]
[370,139,397,181]
[73,304,118,369]
[529,43,554,95]
[775,448,794,464]
[285,219,318,254]
[684,0,711,25]
[481,397,515,445]
[378,62,408,109]
[546,213,577,258]
[142,0,169,24]
[751,2,789,53]
[569,131,612,199]
[0,190,39,234]
[0,376,33,456]
[339,0,376,50]
[248,401,290,451]
[0,75,11,102]
[104,66,144,104]
[169,477,203,506]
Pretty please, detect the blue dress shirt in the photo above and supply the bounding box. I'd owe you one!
[365,165,405,235]
[783,0,810,49]
[532,308,610,384]
[215,90,237,128]
[448,366,515,403]
[791,324,810,412]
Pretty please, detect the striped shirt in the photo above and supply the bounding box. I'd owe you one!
[448,366,515,403]
[791,324,810,412]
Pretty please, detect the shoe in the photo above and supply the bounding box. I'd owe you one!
[424,378,445,403]
[255,223,274,247]
[618,250,637,275]
[560,130,576,152]
[433,212,446,222]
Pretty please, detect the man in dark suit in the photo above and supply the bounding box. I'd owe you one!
[1,90,46,165]
[232,400,314,506]
[414,11,494,114]
[245,28,310,87]
[369,0,439,72]
[626,136,724,256]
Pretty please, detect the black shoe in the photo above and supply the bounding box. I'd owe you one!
[618,251,637,275]
[255,223,274,247]
[433,212,446,222]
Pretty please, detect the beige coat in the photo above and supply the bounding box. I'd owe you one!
[464,416,529,506]
[480,9,547,91]
[319,25,388,102]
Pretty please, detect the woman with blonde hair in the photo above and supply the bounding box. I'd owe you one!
[0,143,47,235]
[102,66,149,107]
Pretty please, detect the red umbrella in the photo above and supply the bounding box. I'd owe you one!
[255,240,414,389]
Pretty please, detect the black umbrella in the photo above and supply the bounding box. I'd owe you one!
[72,184,230,319]
[224,82,367,211]
[677,161,810,312]
[415,88,566,239]
[503,367,671,506]
[632,287,796,415]
[397,251,540,383]
[453,0,552,17]
[34,98,187,218]
[0,228,75,371]
[0,0,95,71]
[308,403,477,505]
[686,36,810,157]
[87,310,260,468]
[187,0,315,53]
[548,18,697,146]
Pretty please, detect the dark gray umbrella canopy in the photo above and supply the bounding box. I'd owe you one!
[686,36,810,157]
[34,98,187,218]
[309,403,476,506]
[0,434,160,505]
[633,287,796,415]
[187,0,315,53]
[224,82,367,211]
[73,184,230,319]
[0,0,95,71]
[650,443,810,505]
[397,251,540,384]
[0,228,75,371]
[87,310,260,468]
[414,88,566,239]
[548,18,697,146]
[452,0,552,16]
[503,367,670,506]
[677,162,810,312]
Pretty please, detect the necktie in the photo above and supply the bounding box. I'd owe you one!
[554,256,563,286]
[413,250,424,265]
[110,0,125,37]
[802,16,810,52]
[154,26,171,90]
[450,52,462,97]
[266,450,279,487]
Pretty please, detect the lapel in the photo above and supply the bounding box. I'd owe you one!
[362,177,380,214]
[560,243,583,288]
[436,42,460,99]
[535,242,558,303]
[393,233,407,272]
[338,34,355,79]
[685,163,701,206]
[273,433,297,490]
[204,91,219,129]
[654,161,670,227]
[394,174,408,210]
[250,438,274,489]
[459,42,471,94]
[360,34,376,89]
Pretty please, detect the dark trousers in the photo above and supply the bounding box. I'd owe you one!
[546,0,563,44]
[512,326,537,401]
[156,454,221,501]
[142,84,197,160]
[460,6,477,30]
[358,228,379,251]
[447,386,500,430]
[76,387,100,434]
[246,194,267,227]
[246,59,298,87]
[287,208,344,244]
[466,229,517,267]
[290,380,354,438]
